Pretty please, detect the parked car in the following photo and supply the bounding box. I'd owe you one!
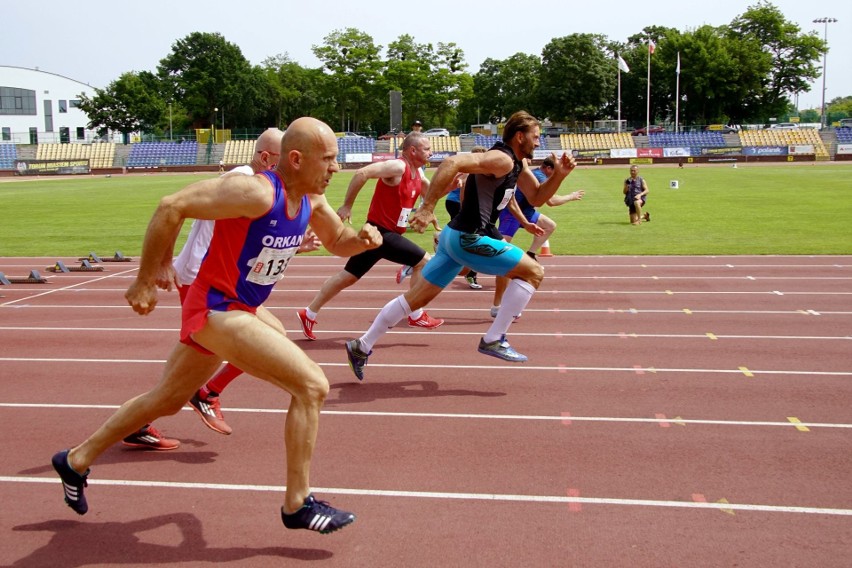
[378,130,405,140]
[631,125,665,136]
[705,124,738,134]
[768,123,798,130]
[424,128,450,137]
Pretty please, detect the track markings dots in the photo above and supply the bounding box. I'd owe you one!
[787,417,810,432]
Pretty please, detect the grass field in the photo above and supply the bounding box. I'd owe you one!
[1,163,850,257]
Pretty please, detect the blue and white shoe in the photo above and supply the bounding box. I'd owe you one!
[281,494,356,534]
[51,449,89,515]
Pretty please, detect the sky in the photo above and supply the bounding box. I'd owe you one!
[5,0,851,112]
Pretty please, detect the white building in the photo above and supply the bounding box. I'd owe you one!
[0,65,112,144]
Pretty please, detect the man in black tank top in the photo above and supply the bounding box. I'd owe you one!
[344,111,578,380]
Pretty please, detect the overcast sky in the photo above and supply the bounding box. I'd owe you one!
[6,0,850,112]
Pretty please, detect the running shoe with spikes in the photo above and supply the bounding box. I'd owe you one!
[345,339,371,381]
[122,424,180,450]
[466,275,483,289]
[477,334,528,362]
[297,308,318,341]
[188,392,233,435]
[51,449,89,515]
[408,311,444,329]
[281,494,356,534]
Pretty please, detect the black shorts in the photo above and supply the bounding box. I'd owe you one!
[343,223,426,278]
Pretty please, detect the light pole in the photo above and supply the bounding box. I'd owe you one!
[168,101,173,141]
[813,17,837,130]
[213,107,218,141]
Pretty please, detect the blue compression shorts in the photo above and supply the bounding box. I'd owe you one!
[421,227,525,288]
[497,209,541,238]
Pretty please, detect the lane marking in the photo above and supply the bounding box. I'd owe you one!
[2,357,850,377]
[3,403,850,430]
[739,366,754,377]
[5,476,851,516]
[1,326,848,342]
[706,333,717,340]
[787,417,810,432]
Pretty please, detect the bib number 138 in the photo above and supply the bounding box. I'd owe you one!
[247,246,298,285]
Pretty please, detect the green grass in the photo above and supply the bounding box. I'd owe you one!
[1,164,850,256]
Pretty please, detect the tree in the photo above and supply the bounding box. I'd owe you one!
[728,1,825,121]
[157,32,258,128]
[260,54,330,129]
[539,34,615,123]
[77,72,164,142]
[312,28,385,132]
[473,53,541,125]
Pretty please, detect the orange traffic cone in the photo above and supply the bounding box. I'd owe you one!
[539,239,553,257]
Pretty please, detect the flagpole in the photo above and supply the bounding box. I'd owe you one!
[617,63,622,131]
[646,39,651,134]
[675,51,681,133]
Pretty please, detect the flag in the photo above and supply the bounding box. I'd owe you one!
[676,51,681,75]
[617,55,630,73]
[649,39,656,54]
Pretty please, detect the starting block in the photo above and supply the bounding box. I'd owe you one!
[46,259,105,273]
[0,270,48,284]
[78,252,103,263]
[100,251,132,262]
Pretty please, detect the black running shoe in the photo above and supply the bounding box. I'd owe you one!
[345,339,370,381]
[51,449,89,515]
[281,494,356,534]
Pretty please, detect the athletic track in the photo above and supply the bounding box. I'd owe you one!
[0,254,850,567]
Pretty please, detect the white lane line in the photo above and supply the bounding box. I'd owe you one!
[1,357,850,377]
[0,267,139,307]
[0,326,849,342]
[2,403,851,430]
[4,305,852,316]
[4,476,851,516]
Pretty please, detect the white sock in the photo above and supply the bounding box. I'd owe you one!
[360,295,412,352]
[305,307,318,321]
[484,279,534,343]
[410,308,424,320]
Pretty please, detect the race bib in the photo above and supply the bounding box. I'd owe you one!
[246,246,298,285]
[496,186,515,211]
[397,207,412,228]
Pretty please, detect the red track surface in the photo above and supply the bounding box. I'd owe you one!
[1,255,851,567]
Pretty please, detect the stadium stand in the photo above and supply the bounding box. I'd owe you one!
[223,139,254,165]
[126,141,198,167]
[0,144,17,169]
[35,143,116,168]
[560,133,635,150]
[648,132,726,148]
[337,136,376,162]
[428,136,461,152]
[835,127,852,144]
[739,129,828,158]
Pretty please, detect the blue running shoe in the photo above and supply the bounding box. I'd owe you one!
[477,334,528,362]
[281,494,356,534]
[51,449,89,515]
[345,339,371,381]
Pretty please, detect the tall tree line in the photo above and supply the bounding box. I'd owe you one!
[78,2,840,140]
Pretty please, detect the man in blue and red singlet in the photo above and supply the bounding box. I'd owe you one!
[51,117,380,535]
[296,131,443,341]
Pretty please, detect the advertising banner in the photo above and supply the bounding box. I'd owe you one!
[742,146,787,156]
[637,148,663,158]
[343,153,373,164]
[663,147,692,157]
[610,148,637,158]
[787,145,815,155]
[701,146,743,156]
[15,159,90,175]
[837,144,852,155]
